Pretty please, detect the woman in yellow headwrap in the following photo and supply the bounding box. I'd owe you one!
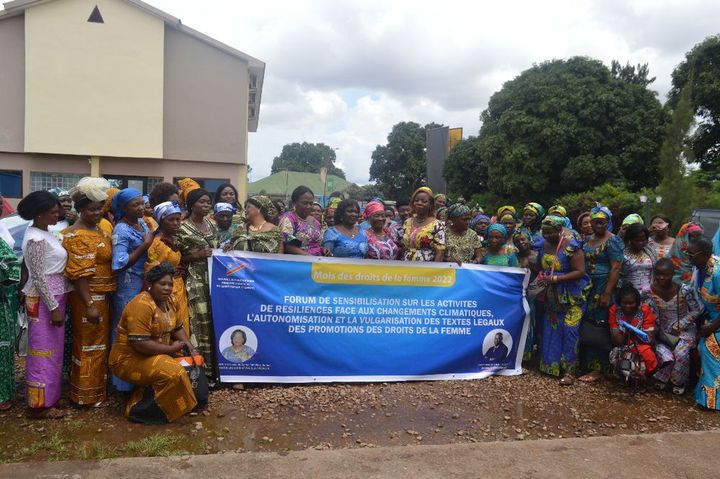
[402,187,445,262]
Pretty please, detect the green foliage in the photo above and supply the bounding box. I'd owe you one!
[271,142,345,179]
[472,56,665,203]
[556,183,642,229]
[343,183,384,201]
[444,136,486,199]
[657,79,697,229]
[369,121,444,199]
[669,34,720,174]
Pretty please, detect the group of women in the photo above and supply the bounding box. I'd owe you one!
[2,178,720,426]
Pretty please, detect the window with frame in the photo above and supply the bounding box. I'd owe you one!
[30,172,84,193]
[0,170,22,198]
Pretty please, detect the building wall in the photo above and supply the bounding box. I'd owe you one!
[163,27,249,165]
[24,0,165,158]
[0,15,25,153]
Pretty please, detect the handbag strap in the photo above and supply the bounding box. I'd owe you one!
[549,237,564,277]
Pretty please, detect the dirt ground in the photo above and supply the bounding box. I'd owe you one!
[2,367,720,464]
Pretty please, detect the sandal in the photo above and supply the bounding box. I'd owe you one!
[559,374,575,386]
[578,371,603,383]
[672,385,685,396]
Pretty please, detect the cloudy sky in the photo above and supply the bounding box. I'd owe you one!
[147,0,719,185]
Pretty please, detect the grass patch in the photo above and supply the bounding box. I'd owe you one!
[123,434,188,457]
[79,440,120,461]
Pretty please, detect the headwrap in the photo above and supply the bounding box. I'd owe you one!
[542,215,566,230]
[436,206,447,217]
[177,178,201,202]
[370,196,385,205]
[687,224,703,235]
[48,187,70,199]
[590,203,614,232]
[142,195,150,205]
[249,195,279,220]
[153,201,182,225]
[213,202,237,216]
[411,186,435,216]
[500,213,517,223]
[104,187,120,214]
[469,214,490,229]
[496,205,516,219]
[621,213,643,227]
[446,203,470,219]
[186,188,210,212]
[145,262,176,284]
[487,223,509,239]
[111,188,142,221]
[434,193,446,203]
[523,202,546,219]
[548,205,567,217]
[670,222,705,284]
[70,177,112,210]
[363,201,385,219]
[327,197,342,210]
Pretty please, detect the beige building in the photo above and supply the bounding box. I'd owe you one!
[0,0,265,207]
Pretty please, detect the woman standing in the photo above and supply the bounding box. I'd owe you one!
[146,201,190,338]
[620,223,656,303]
[478,224,518,266]
[245,195,283,254]
[111,188,152,392]
[517,203,545,244]
[670,222,704,285]
[176,188,218,375]
[48,188,76,236]
[99,187,120,238]
[651,258,701,395]
[214,203,242,250]
[62,177,115,406]
[364,201,399,260]
[534,216,589,384]
[469,214,490,242]
[278,186,323,256]
[580,204,623,381]
[0,236,20,411]
[648,214,674,260]
[323,199,368,258]
[214,183,245,232]
[445,203,482,265]
[19,191,70,418]
[109,263,198,424]
[402,187,446,262]
[576,212,593,239]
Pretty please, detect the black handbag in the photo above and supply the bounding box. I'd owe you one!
[579,301,611,349]
[179,347,209,408]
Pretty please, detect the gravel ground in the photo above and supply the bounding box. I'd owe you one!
[2,368,720,463]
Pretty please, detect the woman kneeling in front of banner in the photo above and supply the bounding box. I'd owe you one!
[109,262,198,424]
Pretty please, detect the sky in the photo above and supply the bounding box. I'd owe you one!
[145,0,720,185]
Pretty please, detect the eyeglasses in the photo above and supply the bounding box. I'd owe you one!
[686,250,707,258]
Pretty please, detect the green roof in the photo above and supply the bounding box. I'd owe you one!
[248,171,354,198]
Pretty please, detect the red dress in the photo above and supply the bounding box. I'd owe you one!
[608,304,658,373]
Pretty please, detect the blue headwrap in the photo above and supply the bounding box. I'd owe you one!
[213,202,237,216]
[142,195,150,205]
[153,201,182,225]
[111,188,142,221]
[590,203,614,232]
[487,223,509,239]
[470,213,490,229]
[48,187,70,198]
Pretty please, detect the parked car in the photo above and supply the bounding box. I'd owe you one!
[691,209,720,241]
[0,214,31,260]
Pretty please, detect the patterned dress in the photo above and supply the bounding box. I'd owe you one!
[446,229,482,263]
[649,238,674,260]
[146,236,190,338]
[402,218,446,262]
[278,212,322,256]
[62,227,116,405]
[176,218,218,375]
[323,227,368,258]
[0,239,19,404]
[621,246,656,303]
[365,228,399,260]
[693,256,720,410]
[536,238,590,377]
[581,235,624,373]
[247,228,283,254]
[108,291,196,423]
[608,304,658,377]
[651,284,701,387]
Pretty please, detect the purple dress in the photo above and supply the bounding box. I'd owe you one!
[278,212,322,256]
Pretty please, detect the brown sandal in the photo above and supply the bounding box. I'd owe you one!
[578,371,603,383]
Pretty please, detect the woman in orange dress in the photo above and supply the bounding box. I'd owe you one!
[145,201,189,337]
[109,263,198,424]
[62,177,116,406]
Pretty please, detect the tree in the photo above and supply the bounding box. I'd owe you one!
[657,79,696,228]
[344,183,383,201]
[443,136,487,199]
[473,56,666,204]
[556,184,642,231]
[369,121,444,199]
[669,35,720,175]
[271,142,345,179]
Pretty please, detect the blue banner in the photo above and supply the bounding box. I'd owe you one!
[210,251,530,383]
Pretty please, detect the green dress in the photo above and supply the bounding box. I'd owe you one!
[247,227,282,253]
[175,218,218,375]
[0,239,20,403]
[446,229,482,263]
